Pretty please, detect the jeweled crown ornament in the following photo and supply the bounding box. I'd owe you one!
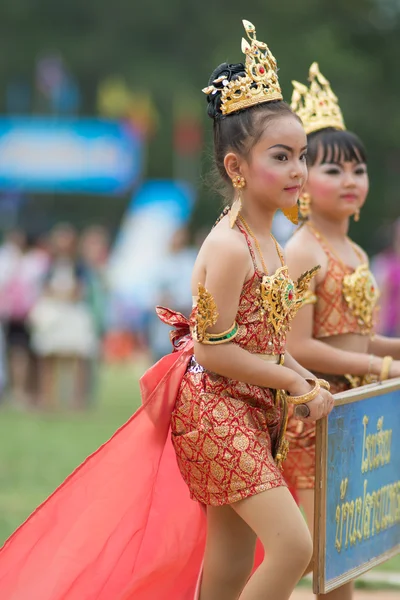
[202,20,282,116]
[291,62,346,135]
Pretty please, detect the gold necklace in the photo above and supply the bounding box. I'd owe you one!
[307,222,364,268]
[238,215,284,275]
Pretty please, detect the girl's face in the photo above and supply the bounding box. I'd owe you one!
[305,145,369,221]
[229,114,308,213]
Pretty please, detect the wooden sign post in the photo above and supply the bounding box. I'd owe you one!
[314,378,400,594]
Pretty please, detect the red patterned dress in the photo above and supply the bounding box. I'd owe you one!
[170,222,313,506]
[284,225,379,490]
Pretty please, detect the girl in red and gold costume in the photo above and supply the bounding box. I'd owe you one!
[0,23,333,600]
[284,63,400,600]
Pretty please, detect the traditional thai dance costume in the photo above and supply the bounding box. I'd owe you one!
[0,20,319,600]
[284,222,379,489]
[283,63,381,491]
[171,219,316,506]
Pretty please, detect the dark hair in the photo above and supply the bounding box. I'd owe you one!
[205,62,300,191]
[306,127,367,167]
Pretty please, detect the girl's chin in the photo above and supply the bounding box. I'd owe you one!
[323,211,357,222]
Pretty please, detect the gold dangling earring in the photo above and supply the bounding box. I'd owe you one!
[230,175,246,228]
[299,192,311,220]
[354,208,360,222]
[282,204,299,225]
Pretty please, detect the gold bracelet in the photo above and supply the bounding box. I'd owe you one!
[318,378,330,392]
[380,356,393,381]
[287,378,320,405]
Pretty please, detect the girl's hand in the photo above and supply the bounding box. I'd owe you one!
[388,360,400,379]
[293,388,334,422]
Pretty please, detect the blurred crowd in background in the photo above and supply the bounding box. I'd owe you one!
[1,214,400,412]
[0,223,109,410]
[0,221,199,411]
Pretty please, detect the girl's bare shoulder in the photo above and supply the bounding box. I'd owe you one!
[198,216,252,268]
[351,240,369,264]
[285,225,325,266]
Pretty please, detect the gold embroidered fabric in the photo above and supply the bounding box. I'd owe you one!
[170,221,319,505]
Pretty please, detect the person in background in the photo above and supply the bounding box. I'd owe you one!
[148,226,196,362]
[30,223,97,410]
[0,230,23,403]
[80,225,110,401]
[372,218,400,337]
[0,230,49,407]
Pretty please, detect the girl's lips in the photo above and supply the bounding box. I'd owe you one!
[284,185,301,193]
[340,193,358,201]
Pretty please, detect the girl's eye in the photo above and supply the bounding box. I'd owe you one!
[325,168,341,175]
[300,153,307,161]
[355,167,367,175]
[275,154,288,162]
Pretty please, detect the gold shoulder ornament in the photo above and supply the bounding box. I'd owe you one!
[192,284,239,345]
[295,265,320,297]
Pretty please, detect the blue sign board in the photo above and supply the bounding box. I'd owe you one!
[314,381,400,593]
[0,118,143,194]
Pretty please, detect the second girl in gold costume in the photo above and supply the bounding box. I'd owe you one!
[284,63,400,600]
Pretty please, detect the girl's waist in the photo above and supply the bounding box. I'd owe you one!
[187,352,284,375]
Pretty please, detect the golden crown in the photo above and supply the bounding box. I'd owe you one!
[291,62,346,135]
[202,20,282,116]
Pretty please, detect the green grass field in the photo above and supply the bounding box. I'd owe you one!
[0,363,399,583]
[0,363,140,541]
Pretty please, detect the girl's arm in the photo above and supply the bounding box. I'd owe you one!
[284,351,315,379]
[368,335,400,361]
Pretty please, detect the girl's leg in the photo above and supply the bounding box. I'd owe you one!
[199,503,257,600]
[298,489,315,576]
[298,489,353,600]
[232,486,313,600]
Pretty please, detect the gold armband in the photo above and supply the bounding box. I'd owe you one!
[192,283,239,345]
[318,378,330,391]
[301,289,317,307]
[287,378,320,405]
[380,355,393,381]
